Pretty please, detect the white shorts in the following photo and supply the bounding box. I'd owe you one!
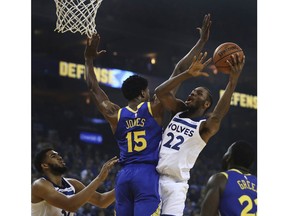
[159,175,189,216]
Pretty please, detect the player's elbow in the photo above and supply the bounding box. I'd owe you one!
[63,199,84,212]
[97,202,109,209]
[155,87,171,100]
[155,86,163,97]
[63,204,79,213]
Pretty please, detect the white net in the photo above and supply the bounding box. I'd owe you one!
[54,0,104,38]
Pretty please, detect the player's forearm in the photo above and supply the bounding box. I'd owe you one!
[174,39,207,75]
[155,71,191,97]
[98,189,115,208]
[169,39,206,95]
[85,58,99,90]
[212,78,238,119]
[67,177,104,212]
[85,58,110,103]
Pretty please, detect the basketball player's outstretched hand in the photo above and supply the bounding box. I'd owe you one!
[226,53,246,78]
[197,13,212,42]
[84,34,106,59]
[98,156,119,181]
[187,52,212,77]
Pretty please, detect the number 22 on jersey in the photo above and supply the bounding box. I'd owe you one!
[126,130,147,152]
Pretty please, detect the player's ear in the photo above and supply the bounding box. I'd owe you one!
[204,100,211,109]
[41,163,49,170]
[140,90,145,98]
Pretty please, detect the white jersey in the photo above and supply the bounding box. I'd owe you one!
[156,112,207,181]
[32,177,76,216]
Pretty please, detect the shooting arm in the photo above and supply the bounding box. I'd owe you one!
[201,54,245,142]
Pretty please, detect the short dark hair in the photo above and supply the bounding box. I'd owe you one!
[231,140,255,169]
[33,147,53,173]
[121,75,148,100]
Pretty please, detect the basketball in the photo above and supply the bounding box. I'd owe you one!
[213,42,244,74]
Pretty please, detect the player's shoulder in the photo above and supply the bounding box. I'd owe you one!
[207,172,228,186]
[206,172,228,193]
[32,177,48,186]
[31,177,54,192]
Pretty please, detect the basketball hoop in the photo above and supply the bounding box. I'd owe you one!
[54,0,104,38]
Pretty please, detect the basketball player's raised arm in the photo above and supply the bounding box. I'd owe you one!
[155,53,211,112]
[201,54,245,142]
[84,34,120,129]
[167,14,212,95]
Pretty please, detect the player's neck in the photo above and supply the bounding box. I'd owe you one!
[44,173,63,187]
[181,109,204,119]
[128,98,145,111]
[230,166,250,174]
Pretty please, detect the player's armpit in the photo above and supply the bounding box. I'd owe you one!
[101,101,120,116]
[199,116,221,143]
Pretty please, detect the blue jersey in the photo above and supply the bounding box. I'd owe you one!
[219,169,257,216]
[114,102,162,166]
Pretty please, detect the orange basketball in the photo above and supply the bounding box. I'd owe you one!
[213,42,244,74]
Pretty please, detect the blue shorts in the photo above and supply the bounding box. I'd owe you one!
[115,163,161,216]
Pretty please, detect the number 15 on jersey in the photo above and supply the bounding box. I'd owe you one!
[126,131,147,152]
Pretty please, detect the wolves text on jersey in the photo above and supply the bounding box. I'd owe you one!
[167,122,194,137]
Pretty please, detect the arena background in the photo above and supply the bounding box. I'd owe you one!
[31,0,257,215]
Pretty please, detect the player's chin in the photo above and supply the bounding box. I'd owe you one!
[185,100,191,106]
[185,101,195,107]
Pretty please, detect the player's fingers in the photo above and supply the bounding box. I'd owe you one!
[201,52,208,62]
[197,52,203,62]
[242,55,246,64]
[203,14,207,25]
[98,50,107,55]
[203,58,212,67]
[226,60,233,69]
[199,72,209,77]
[191,55,197,64]
[230,55,237,65]
[107,156,118,162]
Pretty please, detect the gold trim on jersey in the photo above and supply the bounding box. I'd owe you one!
[220,172,228,179]
[125,106,137,113]
[147,102,153,116]
[137,102,145,109]
[151,202,161,216]
[117,108,122,121]
[230,168,252,176]
[125,102,145,113]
